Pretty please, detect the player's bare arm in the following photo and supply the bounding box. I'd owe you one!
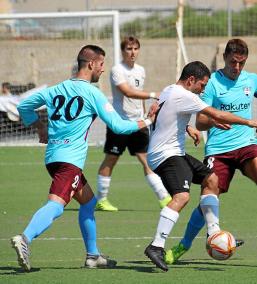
[186,125,201,146]
[201,106,257,128]
[117,82,159,100]
[196,113,232,131]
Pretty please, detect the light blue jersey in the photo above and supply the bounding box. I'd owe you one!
[201,70,257,156]
[18,79,139,169]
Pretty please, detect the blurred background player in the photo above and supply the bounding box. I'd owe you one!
[165,38,257,265]
[96,36,171,211]
[1,82,12,96]
[144,61,257,271]
[11,44,156,272]
[0,82,20,121]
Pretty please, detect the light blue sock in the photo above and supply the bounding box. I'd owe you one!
[181,206,205,249]
[200,194,220,235]
[79,196,99,255]
[23,200,64,243]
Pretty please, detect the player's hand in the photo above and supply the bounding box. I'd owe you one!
[147,101,159,122]
[212,119,231,130]
[186,125,201,146]
[248,119,257,128]
[32,120,48,144]
[38,125,48,144]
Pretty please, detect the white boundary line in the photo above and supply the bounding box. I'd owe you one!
[2,236,257,241]
[0,236,214,241]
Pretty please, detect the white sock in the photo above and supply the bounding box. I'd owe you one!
[145,173,170,201]
[200,194,220,236]
[97,175,111,201]
[152,206,179,248]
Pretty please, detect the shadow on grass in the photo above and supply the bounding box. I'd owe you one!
[123,259,257,273]
[0,263,160,274]
[0,266,40,275]
[44,264,159,273]
[2,258,256,275]
[169,258,257,269]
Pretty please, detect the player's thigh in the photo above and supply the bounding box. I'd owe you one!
[154,156,193,196]
[127,128,149,155]
[237,145,257,183]
[103,127,127,155]
[46,162,87,204]
[73,180,94,205]
[242,157,257,183]
[204,156,234,193]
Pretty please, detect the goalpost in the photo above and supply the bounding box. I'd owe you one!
[0,11,120,65]
[176,0,208,143]
[0,11,120,146]
[176,0,188,80]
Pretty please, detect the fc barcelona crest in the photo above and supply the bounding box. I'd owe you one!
[243,87,251,96]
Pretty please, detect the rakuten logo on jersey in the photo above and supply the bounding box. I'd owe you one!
[220,102,250,111]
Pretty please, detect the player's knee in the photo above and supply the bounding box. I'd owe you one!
[80,196,97,216]
[172,192,190,209]
[47,200,64,219]
[203,173,219,195]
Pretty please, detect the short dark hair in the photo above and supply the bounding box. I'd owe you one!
[120,36,140,51]
[224,38,248,57]
[179,61,211,81]
[2,82,11,90]
[77,45,105,70]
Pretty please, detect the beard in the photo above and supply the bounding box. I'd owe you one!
[91,74,100,83]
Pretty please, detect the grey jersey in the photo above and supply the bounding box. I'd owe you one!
[110,62,145,121]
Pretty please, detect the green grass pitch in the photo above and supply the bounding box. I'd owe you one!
[1,142,257,284]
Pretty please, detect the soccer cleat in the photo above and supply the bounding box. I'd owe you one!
[95,198,118,212]
[11,234,31,272]
[85,254,117,268]
[236,239,244,247]
[159,195,172,209]
[165,243,188,265]
[144,244,168,272]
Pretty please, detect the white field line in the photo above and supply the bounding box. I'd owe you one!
[3,235,257,241]
[2,236,257,242]
[0,236,225,241]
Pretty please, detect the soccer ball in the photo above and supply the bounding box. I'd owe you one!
[206,231,236,260]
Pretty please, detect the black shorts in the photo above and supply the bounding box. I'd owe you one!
[104,127,149,156]
[154,154,211,196]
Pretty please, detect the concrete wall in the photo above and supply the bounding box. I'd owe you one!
[1,37,257,145]
[1,37,257,96]
[10,0,245,13]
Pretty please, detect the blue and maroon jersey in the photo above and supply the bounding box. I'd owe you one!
[201,70,257,156]
[18,78,139,169]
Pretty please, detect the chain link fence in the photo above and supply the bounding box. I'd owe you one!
[0,1,256,145]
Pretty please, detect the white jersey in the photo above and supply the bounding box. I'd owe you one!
[147,84,208,170]
[110,62,145,120]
